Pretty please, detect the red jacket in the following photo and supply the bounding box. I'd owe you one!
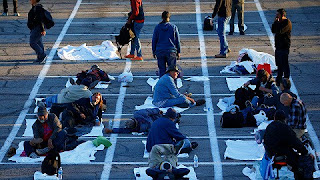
[129,0,144,23]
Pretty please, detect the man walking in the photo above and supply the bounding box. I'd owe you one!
[212,0,232,58]
[2,0,19,16]
[125,0,144,61]
[229,0,244,35]
[28,0,47,63]
[272,8,292,85]
[152,11,181,77]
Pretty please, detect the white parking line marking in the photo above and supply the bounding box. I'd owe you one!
[65,33,266,36]
[0,0,83,162]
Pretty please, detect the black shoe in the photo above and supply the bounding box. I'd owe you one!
[39,55,47,64]
[174,140,185,155]
[69,77,76,85]
[191,142,198,149]
[228,32,233,35]
[195,99,206,106]
[240,31,245,35]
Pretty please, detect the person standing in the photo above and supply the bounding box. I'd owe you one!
[152,11,181,77]
[125,0,144,61]
[212,0,232,58]
[272,8,292,85]
[2,0,19,16]
[28,0,47,64]
[228,0,244,35]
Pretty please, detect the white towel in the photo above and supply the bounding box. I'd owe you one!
[34,171,59,180]
[135,96,189,113]
[9,141,104,163]
[134,164,197,180]
[224,140,265,160]
[226,77,256,91]
[142,140,189,158]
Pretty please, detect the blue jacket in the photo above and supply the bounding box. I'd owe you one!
[152,74,186,105]
[152,22,181,55]
[146,117,186,152]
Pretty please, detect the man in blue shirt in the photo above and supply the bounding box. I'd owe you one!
[152,11,181,77]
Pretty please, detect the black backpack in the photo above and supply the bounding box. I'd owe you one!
[41,150,61,176]
[115,25,135,59]
[234,86,255,110]
[203,16,213,31]
[220,107,244,128]
[43,9,54,29]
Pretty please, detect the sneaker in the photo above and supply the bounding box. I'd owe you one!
[125,54,135,59]
[195,99,206,106]
[245,100,253,108]
[29,152,40,158]
[39,55,47,64]
[215,54,227,58]
[191,142,199,149]
[174,140,185,155]
[131,56,143,61]
[240,31,245,35]
[1,12,8,16]
[36,147,49,155]
[228,32,233,35]
[13,13,20,16]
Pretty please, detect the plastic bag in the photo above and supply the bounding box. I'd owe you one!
[118,71,133,83]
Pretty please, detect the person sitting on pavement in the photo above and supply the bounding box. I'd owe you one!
[263,110,315,179]
[280,92,307,138]
[23,106,66,158]
[61,92,104,129]
[146,144,190,179]
[146,108,198,153]
[264,78,297,118]
[74,64,111,89]
[152,65,205,108]
[244,69,279,108]
[104,108,163,134]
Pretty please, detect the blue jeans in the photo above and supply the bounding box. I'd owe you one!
[275,49,290,84]
[154,97,193,108]
[130,22,144,57]
[156,51,177,77]
[217,16,230,55]
[30,25,46,60]
[45,95,58,108]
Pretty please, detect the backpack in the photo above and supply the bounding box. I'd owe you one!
[203,16,213,31]
[115,25,135,59]
[234,86,255,110]
[43,9,55,29]
[220,106,244,128]
[41,150,61,176]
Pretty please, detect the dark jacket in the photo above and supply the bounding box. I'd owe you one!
[32,113,62,140]
[264,121,308,158]
[249,75,279,97]
[212,0,232,18]
[152,22,181,55]
[272,19,292,50]
[27,4,45,31]
[129,0,144,23]
[146,117,186,152]
[67,97,103,126]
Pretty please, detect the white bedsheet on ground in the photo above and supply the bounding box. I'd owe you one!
[239,48,277,71]
[224,140,265,160]
[142,140,189,158]
[184,76,210,81]
[226,77,256,91]
[134,164,197,180]
[135,96,189,113]
[9,141,104,163]
[57,40,119,60]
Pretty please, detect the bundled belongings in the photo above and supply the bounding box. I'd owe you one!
[75,64,111,89]
[115,24,135,59]
[234,86,255,110]
[220,105,244,128]
[41,150,61,176]
[203,16,214,31]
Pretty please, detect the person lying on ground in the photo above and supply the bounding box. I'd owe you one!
[263,110,314,180]
[280,92,307,138]
[243,69,279,108]
[61,92,105,128]
[104,108,164,134]
[23,106,66,158]
[74,64,111,89]
[146,108,198,153]
[152,65,205,108]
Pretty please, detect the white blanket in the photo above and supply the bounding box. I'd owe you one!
[134,164,197,180]
[34,171,58,180]
[66,78,111,89]
[239,48,277,71]
[224,140,265,160]
[217,96,235,112]
[22,119,104,137]
[9,141,104,163]
[135,96,189,113]
[142,140,189,158]
[226,77,256,91]
[147,78,183,92]
[57,40,119,61]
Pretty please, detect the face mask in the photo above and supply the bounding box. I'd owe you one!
[39,119,45,123]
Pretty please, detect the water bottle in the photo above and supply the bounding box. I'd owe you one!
[58,167,63,180]
[193,155,198,168]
